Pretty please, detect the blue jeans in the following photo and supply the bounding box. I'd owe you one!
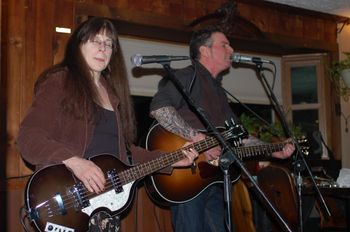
[171,185,232,232]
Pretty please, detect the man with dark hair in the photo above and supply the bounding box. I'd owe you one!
[150,26,295,231]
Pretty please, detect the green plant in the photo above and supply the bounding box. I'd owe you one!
[328,52,350,101]
[240,113,305,143]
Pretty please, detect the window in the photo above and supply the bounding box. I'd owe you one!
[282,54,331,159]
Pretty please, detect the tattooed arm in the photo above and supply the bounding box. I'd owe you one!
[150,106,221,160]
[150,106,198,140]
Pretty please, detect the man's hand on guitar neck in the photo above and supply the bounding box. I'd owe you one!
[243,136,295,160]
[271,140,295,159]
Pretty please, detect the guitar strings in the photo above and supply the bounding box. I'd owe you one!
[39,132,225,216]
[40,175,122,217]
[38,149,194,216]
[35,131,292,217]
[36,150,189,217]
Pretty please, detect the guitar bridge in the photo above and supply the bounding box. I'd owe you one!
[69,182,90,210]
[53,193,67,215]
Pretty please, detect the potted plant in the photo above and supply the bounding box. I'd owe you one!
[328,52,350,101]
[239,113,305,143]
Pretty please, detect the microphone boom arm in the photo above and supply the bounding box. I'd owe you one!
[254,63,331,232]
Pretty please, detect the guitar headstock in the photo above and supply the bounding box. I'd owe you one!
[297,136,310,155]
[224,118,249,142]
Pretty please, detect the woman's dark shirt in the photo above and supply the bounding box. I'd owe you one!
[85,106,119,159]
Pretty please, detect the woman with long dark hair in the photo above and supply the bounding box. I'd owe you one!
[17,17,197,231]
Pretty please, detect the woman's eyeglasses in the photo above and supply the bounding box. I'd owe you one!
[90,39,113,50]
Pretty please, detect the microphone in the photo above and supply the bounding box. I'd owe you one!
[130,54,190,67]
[231,53,273,64]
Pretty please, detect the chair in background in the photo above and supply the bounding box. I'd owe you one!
[256,164,299,232]
[232,178,256,232]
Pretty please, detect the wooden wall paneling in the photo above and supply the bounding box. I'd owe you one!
[1,0,5,187]
[236,1,339,54]
[53,0,74,64]
[74,1,342,55]
[16,0,37,177]
[103,0,128,9]
[76,1,188,30]
[305,18,325,41]
[14,0,69,177]
[4,1,75,232]
[113,0,216,18]
[1,0,5,230]
[237,0,339,41]
[121,186,173,232]
[6,177,29,232]
[6,0,27,178]
[75,2,191,44]
[32,0,55,80]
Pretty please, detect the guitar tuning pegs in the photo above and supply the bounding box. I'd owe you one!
[225,118,237,128]
[232,138,244,147]
[230,118,237,125]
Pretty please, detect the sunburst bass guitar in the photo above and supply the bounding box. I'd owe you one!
[145,123,307,205]
[24,123,245,232]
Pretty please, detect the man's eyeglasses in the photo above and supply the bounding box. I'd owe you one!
[90,39,113,50]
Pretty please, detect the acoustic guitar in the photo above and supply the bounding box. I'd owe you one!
[145,123,306,205]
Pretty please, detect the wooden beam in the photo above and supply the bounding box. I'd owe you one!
[75,2,341,56]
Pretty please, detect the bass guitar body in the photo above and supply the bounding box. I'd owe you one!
[25,155,137,232]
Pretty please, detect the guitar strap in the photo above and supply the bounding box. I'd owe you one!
[125,143,134,165]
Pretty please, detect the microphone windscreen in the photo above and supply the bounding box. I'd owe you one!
[130,54,142,67]
[231,53,241,63]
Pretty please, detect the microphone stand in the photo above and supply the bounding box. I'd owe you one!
[160,62,292,232]
[253,62,331,232]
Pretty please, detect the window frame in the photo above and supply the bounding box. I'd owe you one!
[282,53,332,159]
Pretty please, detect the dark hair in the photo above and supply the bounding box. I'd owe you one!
[37,17,136,143]
[189,26,223,60]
